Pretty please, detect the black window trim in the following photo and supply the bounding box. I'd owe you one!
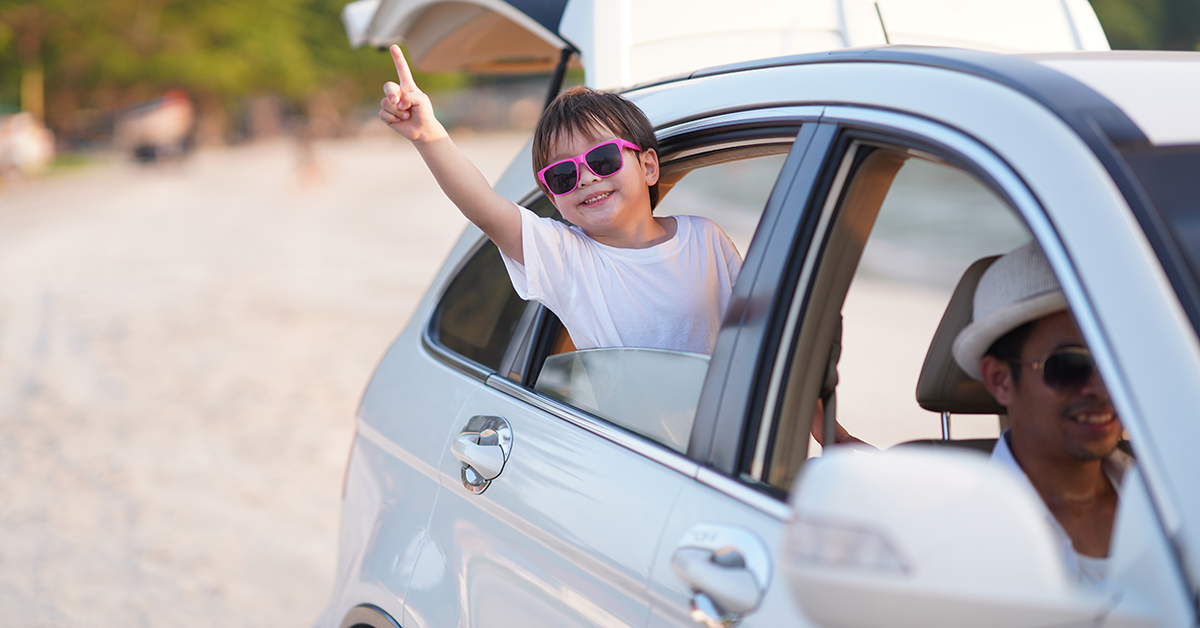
[689,121,839,469]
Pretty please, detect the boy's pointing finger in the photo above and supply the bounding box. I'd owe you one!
[391,44,416,88]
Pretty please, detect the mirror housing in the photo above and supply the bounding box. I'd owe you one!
[785,448,1109,628]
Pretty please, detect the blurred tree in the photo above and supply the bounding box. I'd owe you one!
[0,1,63,121]
[0,0,412,141]
[1090,0,1200,50]
[1089,0,1164,49]
[1160,0,1200,50]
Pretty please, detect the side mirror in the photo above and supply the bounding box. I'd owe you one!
[784,448,1109,628]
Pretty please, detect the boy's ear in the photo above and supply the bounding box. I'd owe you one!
[640,148,660,185]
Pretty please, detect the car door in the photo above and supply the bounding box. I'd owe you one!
[401,118,814,628]
[645,110,1088,627]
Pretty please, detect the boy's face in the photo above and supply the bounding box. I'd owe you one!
[545,126,660,240]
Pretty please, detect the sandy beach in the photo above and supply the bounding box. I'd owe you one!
[0,132,513,626]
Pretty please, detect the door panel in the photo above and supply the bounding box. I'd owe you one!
[343,327,484,611]
[647,482,814,628]
[404,383,690,628]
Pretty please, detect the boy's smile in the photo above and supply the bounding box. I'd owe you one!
[547,128,670,249]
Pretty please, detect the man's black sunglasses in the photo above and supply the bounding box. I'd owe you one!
[1012,346,1097,393]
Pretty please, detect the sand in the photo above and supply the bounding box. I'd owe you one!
[0,133,515,627]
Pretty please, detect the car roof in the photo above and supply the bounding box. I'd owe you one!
[661,46,1200,148]
[1025,51,1200,146]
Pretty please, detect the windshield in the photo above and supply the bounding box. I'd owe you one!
[1121,144,1200,334]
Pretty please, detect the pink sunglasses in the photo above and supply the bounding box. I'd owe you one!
[536,139,642,196]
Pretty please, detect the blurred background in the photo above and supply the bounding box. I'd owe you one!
[0,0,559,177]
[0,1,1197,627]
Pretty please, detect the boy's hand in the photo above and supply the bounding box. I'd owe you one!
[378,45,521,261]
[380,45,445,143]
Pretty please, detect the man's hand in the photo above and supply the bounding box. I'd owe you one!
[379,45,446,143]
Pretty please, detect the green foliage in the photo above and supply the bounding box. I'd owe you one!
[1089,0,1200,50]
[1090,0,1164,49]
[0,0,415,128]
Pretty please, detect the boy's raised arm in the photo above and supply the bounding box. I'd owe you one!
[380,45,523,263]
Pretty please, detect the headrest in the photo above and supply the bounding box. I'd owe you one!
[915,256,1006,415]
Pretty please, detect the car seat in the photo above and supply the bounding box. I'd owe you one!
[897,255,1006,453]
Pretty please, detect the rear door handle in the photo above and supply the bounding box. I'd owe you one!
[451,415,512,494]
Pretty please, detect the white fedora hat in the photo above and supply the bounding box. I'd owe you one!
[952,242,1067,380]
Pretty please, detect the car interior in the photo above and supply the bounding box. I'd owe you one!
[757,140,1029,492]
[904,254,1008,452]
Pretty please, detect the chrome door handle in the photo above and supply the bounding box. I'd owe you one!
[451,433,505,479]
[672,524,771,628]
[453,415,512,494]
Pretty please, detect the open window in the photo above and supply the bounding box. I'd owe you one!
[769,139,1191,626]
[494,128,798,453]
[750,138,1031,493]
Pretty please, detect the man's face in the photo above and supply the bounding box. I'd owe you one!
[981,311,1122,462]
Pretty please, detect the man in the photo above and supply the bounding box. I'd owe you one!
[952,242,1131,586]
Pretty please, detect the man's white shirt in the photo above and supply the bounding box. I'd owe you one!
[991,431,1132,586]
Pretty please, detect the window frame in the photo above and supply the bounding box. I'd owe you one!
[421,236,513,381]
[503,123,810,454]
[443,114,823,480]
[705,108,1074,499]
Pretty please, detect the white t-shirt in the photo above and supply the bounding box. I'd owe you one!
[991,431,1131,587]
[499,205,742,354]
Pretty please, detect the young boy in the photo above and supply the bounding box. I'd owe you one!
[380,45,741,354]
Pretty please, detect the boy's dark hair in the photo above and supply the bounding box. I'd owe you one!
[984,320,1035,387]
[533,85,660,209]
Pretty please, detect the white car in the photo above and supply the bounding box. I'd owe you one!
[317,3,1200,628]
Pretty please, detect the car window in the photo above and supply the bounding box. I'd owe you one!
[655,152,790,254]
[535,348,710,453]
[523,146,793,452]
[1120,143,1200,337]
[754,142,1030,493]
[431,240,529,371]
[431,200,559,371]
